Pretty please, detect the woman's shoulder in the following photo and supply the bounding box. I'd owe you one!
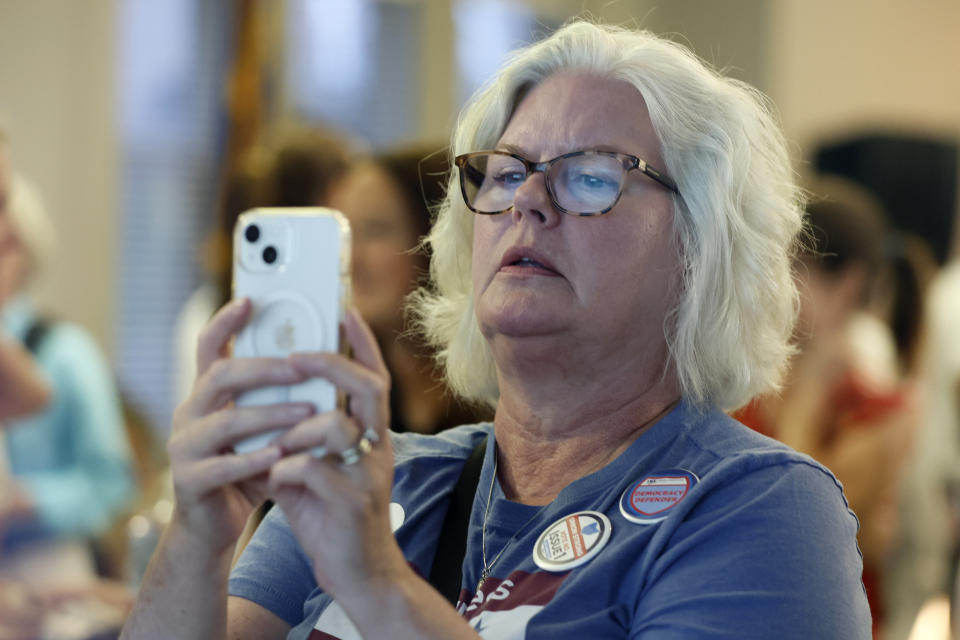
[675,403,847,505]
[630,407,867,628]
[21,316,104,358]
[686,403,816,460]
[388,423,493,502]
[389,422,493,466]
[22,320,114,388]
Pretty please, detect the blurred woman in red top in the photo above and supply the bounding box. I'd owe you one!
[734,175,934,637]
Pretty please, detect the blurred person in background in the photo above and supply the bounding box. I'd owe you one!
[173,125,353,407]
[328,144,491,434]
[0,258,50,640]
[734,175,931,637]
[0,145,135,577]
[889,228,960,640]
[0,333,50,640]
[0,133,136,637]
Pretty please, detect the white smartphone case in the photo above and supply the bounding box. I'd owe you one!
[231,207,351,453]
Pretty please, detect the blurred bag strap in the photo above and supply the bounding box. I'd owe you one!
[23,317,54,354]
[428,434,488,607]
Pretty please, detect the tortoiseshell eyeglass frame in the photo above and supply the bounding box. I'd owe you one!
[454,149,681,217]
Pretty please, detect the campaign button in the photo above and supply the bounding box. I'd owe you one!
[619,469,699,524]
[389,502,405,532]
[532,511,612,572]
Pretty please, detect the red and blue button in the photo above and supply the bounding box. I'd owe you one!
[619,469,699,524]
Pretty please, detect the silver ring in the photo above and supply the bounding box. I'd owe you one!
[340,446,361,465]
[362,428,380,445]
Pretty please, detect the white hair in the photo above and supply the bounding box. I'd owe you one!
[411,20,804,411]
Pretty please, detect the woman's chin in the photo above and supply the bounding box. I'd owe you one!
[477,282,577,329]
[479,308,570,341]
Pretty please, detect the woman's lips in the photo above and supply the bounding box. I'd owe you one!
[499,247,561,276]
[499,262,561,277]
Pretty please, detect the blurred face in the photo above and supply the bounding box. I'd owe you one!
[793,258,865,347]
[0,146,26,306]
[329,163,420,333]
[471,72,680,364]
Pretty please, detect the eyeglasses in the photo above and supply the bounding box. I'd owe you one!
[454,149,680,217]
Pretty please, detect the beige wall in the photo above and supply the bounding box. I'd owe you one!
[768,0,960,153]
[416,0,456,143]
[766,0,960,257]
[0,0,118,356]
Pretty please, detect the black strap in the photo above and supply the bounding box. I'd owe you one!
[23,317,53,354]
[428,435,488,606]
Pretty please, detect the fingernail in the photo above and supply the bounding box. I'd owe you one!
[309,445,328,459]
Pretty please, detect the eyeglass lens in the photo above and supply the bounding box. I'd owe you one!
[462,153,625,215]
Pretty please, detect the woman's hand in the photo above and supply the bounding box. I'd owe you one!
[267,308,404,602]
[166,298,315,553]
[0,578,43,640]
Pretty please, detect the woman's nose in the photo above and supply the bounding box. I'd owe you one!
[510,171,560,227]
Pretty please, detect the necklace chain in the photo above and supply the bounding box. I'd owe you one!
[478,447,544,591]
[476,401,681,591]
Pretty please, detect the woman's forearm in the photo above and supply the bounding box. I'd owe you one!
[120,520,235,640]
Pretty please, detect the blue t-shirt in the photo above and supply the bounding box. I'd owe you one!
[229,401,871,638]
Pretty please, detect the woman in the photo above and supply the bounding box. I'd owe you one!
[0,156,134,563]
[0,134,135,637]
[123,22,870,638]
[329,145,489,434]
[0,139,49,637]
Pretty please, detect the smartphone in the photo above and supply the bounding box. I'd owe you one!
[231,207,351,454]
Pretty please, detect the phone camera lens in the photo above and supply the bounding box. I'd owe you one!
[263,246,278,264]
[245,224,260,243]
